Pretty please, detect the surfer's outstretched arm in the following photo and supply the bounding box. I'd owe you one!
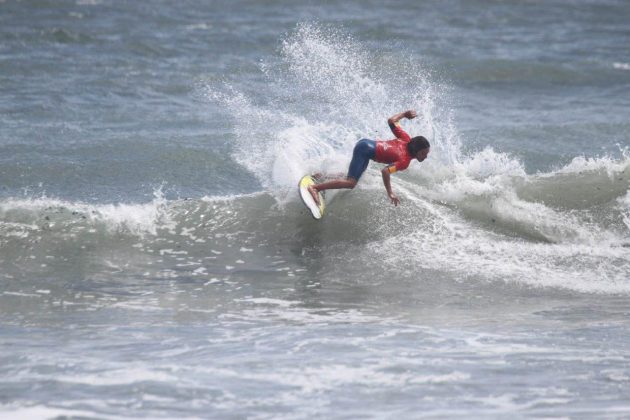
[381,167,400,206]
[387,110,417,129]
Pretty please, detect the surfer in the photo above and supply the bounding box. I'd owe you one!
[308,110,430,206]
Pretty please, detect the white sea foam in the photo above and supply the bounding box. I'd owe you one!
[206,23,458,205]
[620,191,630,231]
[14,366,179,387]
[549,152,630,178]
[0,406,113,420]
[375,216,630,293]
[0,188,170,236]
[377,138,629,293]
[0,404,205,420]
[613,62,630,71]
[239,297,299,307]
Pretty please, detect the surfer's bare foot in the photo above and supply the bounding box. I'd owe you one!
[312,172,323,181]
[307,185,320,205]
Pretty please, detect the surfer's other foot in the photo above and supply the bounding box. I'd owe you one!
[307,185,320,205]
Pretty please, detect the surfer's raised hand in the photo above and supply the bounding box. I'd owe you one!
[388,110,416,127]
[404,110,417,119]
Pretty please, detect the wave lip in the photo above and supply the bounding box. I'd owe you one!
[0,190,170,238]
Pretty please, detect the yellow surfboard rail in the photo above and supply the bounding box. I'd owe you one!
[298,175,325,220]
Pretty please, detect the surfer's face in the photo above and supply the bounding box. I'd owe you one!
[416,148,430,162]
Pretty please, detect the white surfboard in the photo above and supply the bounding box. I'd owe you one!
[298,175,325,220]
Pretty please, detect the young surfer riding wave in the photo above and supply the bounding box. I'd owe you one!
[308,110,430,206]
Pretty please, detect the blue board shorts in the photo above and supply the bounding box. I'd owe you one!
[347,138,376,181]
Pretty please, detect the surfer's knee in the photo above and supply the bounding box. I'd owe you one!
[347,178,358,189]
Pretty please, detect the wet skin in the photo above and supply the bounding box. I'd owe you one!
[308,147,430,205]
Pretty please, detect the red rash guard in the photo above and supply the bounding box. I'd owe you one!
[374,122,413,173]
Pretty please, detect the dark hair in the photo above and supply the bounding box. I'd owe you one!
[407,136,430,155]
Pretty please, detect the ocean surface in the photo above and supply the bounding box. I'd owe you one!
[1,0,630,418]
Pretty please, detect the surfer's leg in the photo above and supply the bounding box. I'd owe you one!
[308,139,375,204]
[308,178,357,205]
[346,138,375,181]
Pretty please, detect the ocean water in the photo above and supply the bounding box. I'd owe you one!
[1,0,629,418]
